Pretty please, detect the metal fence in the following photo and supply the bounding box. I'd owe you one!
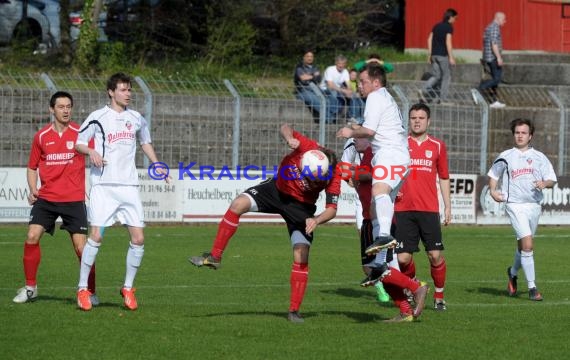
[1,72,568,175]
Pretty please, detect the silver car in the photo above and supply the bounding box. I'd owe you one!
[0,0,52,46]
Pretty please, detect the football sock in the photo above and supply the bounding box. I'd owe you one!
[289,262,309,312]
[520,250,536,289]
[511,249,521,275]
[211,209,240,259]
[373,194,393,237]
[384,283,412,314]
[373,249,388,266]
[382,266,419,292]
[124,242,144,289]
[431,258,446,299]
[74,246,97,294]
[23,242,41,287]
[387,250,400,271]
[400,258,416,279]
[78,238,99,289]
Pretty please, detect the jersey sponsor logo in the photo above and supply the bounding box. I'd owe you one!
[66,141,74,150]
[511,167,533,179]
[45,152,74,161]
[425,150,432,159]
[107,130,135,144]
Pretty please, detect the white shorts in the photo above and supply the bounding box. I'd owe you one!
[354,196,363,230]
[88,185,145,228]
[505,202,541,240]
[370,150,410,195]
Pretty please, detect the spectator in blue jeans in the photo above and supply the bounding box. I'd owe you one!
[419,8,457,105]
[294,50,329,123]
[321,55,363,124]
[479,12,507,109]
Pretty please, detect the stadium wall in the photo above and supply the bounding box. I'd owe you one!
[2,168,570,225]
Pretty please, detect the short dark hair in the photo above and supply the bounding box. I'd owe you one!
[50,91,73,108]
[409,103,431,119]
[363,63,387,87]
[107,72,132,93]
[443,8,458,22]
[510,118,535,135]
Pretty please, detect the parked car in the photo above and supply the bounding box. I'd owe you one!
[69,8,108,44]
[104,0,206,50]
[0,0,52,46]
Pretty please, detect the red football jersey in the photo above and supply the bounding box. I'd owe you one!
[275,131,341,208]
[395,135,449,213]
[27,122,86,202]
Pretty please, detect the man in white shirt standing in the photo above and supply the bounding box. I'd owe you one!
[74,72,169,311]
[487,118,556,301]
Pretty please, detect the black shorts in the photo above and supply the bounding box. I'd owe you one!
[394,211,444,254]
[244,179,316,242]
[29,198,88,236]
[360,219,394,265]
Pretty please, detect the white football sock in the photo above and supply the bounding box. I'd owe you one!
[78,238,100,289]
[511,249,521,275]
[124,242,144,289]
[520,250,536,289]
[373,194,393,237]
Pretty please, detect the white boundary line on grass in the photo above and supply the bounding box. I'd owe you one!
[2,278,570,292]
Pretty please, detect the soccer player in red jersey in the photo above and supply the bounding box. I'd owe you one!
[13,91,97,304]
[394,103,451,311]
[190,123,340,323]
[347,138,430,322]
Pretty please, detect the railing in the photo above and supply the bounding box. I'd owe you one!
[1,72,568,175]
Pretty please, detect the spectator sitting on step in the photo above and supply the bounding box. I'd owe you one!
[294,50,330,123]
[320,54,363,124]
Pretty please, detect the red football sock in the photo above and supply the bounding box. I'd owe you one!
[400,258,416,279]
[431,258,446,299]
[23,242,41,287]
[384,283,412,314]
[382,267,419,292]
[289,262,309,312]
[211,209,240,259]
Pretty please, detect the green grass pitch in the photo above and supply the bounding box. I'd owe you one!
[1,224,569,359]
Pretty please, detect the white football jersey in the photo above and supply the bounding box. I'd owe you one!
[341,138,361,165]
[488,147,557,204]
[77,105,152,186]
[361,88,409,158]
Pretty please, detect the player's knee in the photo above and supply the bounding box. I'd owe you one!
[229,195,251,214]
[397,252,412,266]
[130,234,144,246]
[428,251,443,265]
[25,230,42,244]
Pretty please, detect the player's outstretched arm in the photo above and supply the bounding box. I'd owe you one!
[280,123,299,150]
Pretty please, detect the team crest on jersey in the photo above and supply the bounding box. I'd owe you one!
[425,150,432,159]
[125,121,132,131]
[527,158,533,165]
[66,141,74,150]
